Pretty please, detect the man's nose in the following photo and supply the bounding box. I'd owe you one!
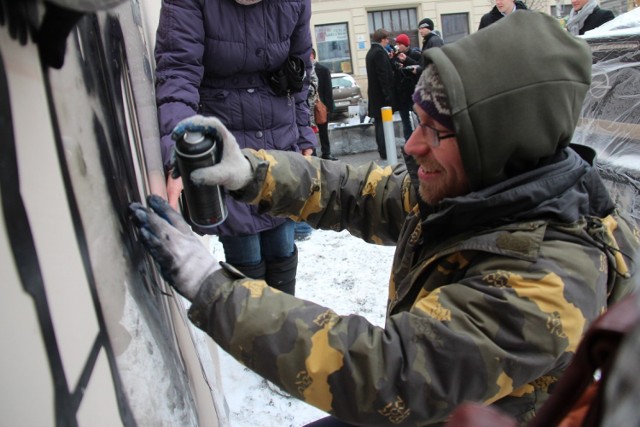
[404,127,430,157]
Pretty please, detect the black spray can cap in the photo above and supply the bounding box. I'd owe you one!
[177,131,214,156]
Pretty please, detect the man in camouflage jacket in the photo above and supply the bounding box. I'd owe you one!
[130,12,639,426]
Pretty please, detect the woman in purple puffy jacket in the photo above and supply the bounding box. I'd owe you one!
[154,0,315,294]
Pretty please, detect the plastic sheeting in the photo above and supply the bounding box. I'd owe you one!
[574,8,640,224]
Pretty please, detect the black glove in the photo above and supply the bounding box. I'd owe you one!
[0,0,38,45]
[129,195,219,301]
[37,2,84,69]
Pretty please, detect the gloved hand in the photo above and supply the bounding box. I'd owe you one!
[171,115,253,191]
[129,195,220,301]
[0,0,37,45]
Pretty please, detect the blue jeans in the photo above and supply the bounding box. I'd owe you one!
[219,220,295,266]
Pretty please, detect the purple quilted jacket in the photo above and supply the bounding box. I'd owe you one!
[155,0,314,236]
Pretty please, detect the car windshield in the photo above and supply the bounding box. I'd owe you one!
[332,76,354,89]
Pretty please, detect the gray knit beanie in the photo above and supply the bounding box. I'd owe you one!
[412,64,453,130]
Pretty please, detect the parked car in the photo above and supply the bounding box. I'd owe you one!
[331,72,362,113]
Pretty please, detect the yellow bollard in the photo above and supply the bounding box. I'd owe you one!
[381,106,397,165]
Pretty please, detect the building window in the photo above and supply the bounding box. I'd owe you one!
[550,5,569,18]
[315,23,353,74]
[441,13,469,44]
[367,8,420,49]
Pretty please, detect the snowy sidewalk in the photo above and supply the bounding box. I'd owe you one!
[214,229,396,426]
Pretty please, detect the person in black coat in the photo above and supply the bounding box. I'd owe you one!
[566,0,615,35]
[418,18,443,59]
[391,34,422,142]
[312,48,336,160]
[478,0,528,30]
[365,28,394,160]
[390,33,422,189]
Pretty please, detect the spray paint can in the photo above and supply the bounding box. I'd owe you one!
[175,131,227,228]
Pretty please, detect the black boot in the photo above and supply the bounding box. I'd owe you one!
[265,247,298,296]
[233,259,266,280]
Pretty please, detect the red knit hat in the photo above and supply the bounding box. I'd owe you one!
[395,33,410,47]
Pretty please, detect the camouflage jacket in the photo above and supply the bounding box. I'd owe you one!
[188,147,639,426]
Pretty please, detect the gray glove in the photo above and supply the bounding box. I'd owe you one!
[129,195,219,301]
[171,115,253,191]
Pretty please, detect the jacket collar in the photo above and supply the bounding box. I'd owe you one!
[419,146,614,239]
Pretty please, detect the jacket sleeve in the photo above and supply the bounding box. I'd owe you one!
[478,15,488,31]
[317,65,334,112]
[233,149,414,245]
[430,36,444,48]
[154,0,205,168]
[187,226,603,425]
[403,50,421,66]
[288,0,316,152]
[594,8,615,28]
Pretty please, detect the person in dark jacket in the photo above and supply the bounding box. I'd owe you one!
[391,33,422,142]
[478,0,528,30]
[365,28,394,160]
[131,12,639,426]
[154,0,316,295]
[418,17,444,55]
[566,0,615,35]
[391,33,422,187]
[312,48,336,161]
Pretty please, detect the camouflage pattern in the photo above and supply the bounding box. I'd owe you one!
[188,147,639,426]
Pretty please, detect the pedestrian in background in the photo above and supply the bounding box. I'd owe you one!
[391,33,422,186]
[418,18,443,58]
[365,28,395,160]
[566,0,615,35]
[478,0,528,30]
[312,48,337,161]
[391,33,422,142]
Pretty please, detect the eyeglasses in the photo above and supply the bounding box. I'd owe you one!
[417,122,455,147]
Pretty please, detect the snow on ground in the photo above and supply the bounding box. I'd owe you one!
[209,228,397,426]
